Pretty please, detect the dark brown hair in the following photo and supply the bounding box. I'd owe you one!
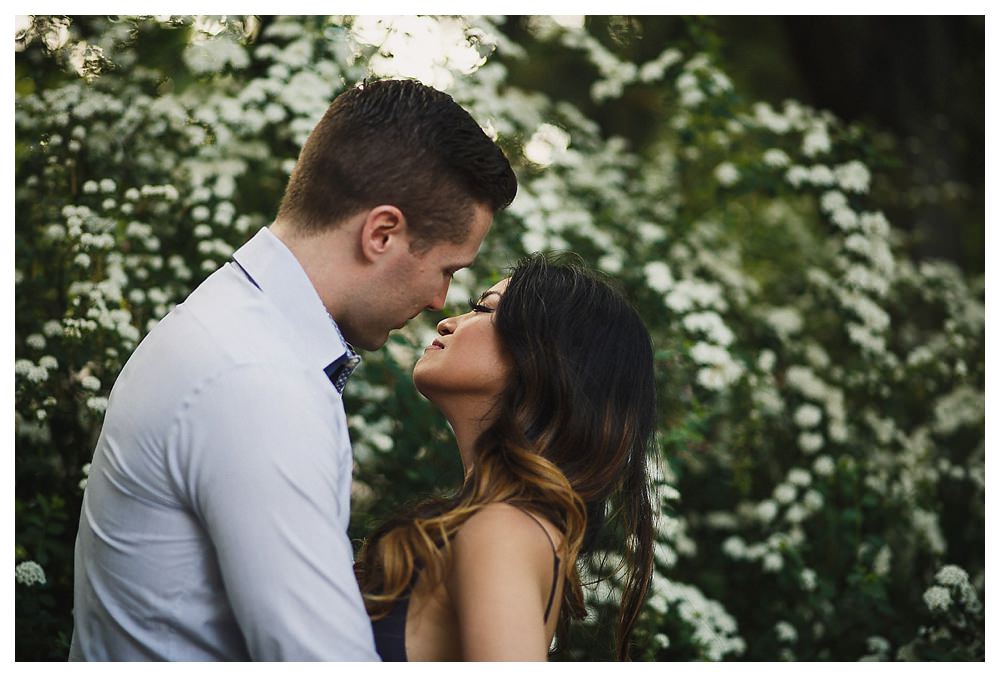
[276,78,517,249]
[356,253,657,660]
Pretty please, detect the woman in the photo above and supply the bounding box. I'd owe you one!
[355,254,657,661]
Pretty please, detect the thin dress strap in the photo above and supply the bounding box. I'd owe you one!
[512,506,562,623]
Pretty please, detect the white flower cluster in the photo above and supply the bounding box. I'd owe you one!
[653,514,696,570]
[665,278,727,313]
[523,123,571,168]
[784,366,848,450]
[15,561,47,586]
[647,571,745,660]
[683,311,735,347]
[184,35,250,75]
[802,123,831,157]
[775,621,798,643]
[15,358,56,384]
[763,306,803,341]
[763,148,791,168]
[643,261,674,293]
[690,342,745,391]
[922,564,982,615]
[722,527,812,575]
[859,636,892,661]
[714,162,740,187]
[922,585,951,612]
[932,386,984,436]
[911,508,947,555]
[670,54,731,109]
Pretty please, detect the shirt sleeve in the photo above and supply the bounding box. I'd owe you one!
[171,363,380,661]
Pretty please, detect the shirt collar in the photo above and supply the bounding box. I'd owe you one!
[231,226,361,389]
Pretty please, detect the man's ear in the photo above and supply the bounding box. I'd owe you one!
[358,205,407,263]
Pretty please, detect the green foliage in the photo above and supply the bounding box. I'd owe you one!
[15,15,983,661]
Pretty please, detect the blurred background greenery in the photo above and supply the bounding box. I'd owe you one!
[14,15,984,661]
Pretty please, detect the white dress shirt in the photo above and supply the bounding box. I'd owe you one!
[69,227,380,661]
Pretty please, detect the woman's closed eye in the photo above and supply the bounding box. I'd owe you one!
[468,297,495,314]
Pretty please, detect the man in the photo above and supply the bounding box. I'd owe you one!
[69,79,517,660]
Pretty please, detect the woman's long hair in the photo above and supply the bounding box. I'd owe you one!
[355,253,657,660]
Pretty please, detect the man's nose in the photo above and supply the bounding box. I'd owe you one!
[426,280,450,312]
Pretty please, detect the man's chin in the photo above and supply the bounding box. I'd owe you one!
[351,329,392,352]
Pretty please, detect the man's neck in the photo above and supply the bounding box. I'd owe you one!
[270,219,355,322]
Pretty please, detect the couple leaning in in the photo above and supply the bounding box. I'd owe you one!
[69,79,657,661]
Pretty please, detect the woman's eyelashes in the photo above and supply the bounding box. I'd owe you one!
[468,297,495,314]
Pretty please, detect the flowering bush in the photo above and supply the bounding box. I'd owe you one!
[15,15,983,660]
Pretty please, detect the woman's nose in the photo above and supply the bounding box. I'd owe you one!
[437,316,456,335]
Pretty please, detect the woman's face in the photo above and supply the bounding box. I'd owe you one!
[412,278,511,403]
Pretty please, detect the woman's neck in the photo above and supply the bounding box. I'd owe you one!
[434,394,499,475]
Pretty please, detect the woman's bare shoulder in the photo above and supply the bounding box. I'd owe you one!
[453,503,563,559]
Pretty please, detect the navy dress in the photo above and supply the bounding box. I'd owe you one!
[371,510,562,661]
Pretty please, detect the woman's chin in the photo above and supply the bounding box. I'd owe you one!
[411,368,436,401]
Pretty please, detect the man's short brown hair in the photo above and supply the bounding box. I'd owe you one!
[276,79,517,249]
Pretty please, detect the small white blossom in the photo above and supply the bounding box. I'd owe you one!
[831,207,859,230]
[788,468,812,487]
[722,535,747,559]
[756,500,778,523]
[834,160,871,193]
[860,211,891,238]
[794,404,823,429]
[802,125,831,156]
[763,148,790,168]
[99,178,117,193]
[87,396,109,413]
[754,102,791,134]
[714,162,740,187]
[15,561,46,586]
[753,386,784,415]
[682,311,734,346]
[935,564,970,587]
[666,279,726,313]
[523,123,571,167]
[785,504,807,523]
[873,545,891,576]
[775,621,798,643]
[598,254,623,274]
[757,349,776,372]
[763,552,784,572]
[765,307,803,339]
[785,165,809,187]
[82,180,99,193]
[820,190,848,214]
[81,375,101,391]
[773,483,797,504]
[922,585,951,612]
[636,222,666,243]
[644,261,674,293]
[802,490,824,511]
[808,165,835,185]
[26,334,46,350]
[812,455,835,476]
[800,568,817,591]
[798,432,824,454]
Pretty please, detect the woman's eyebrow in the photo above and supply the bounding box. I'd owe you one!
[478,291,502,303]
